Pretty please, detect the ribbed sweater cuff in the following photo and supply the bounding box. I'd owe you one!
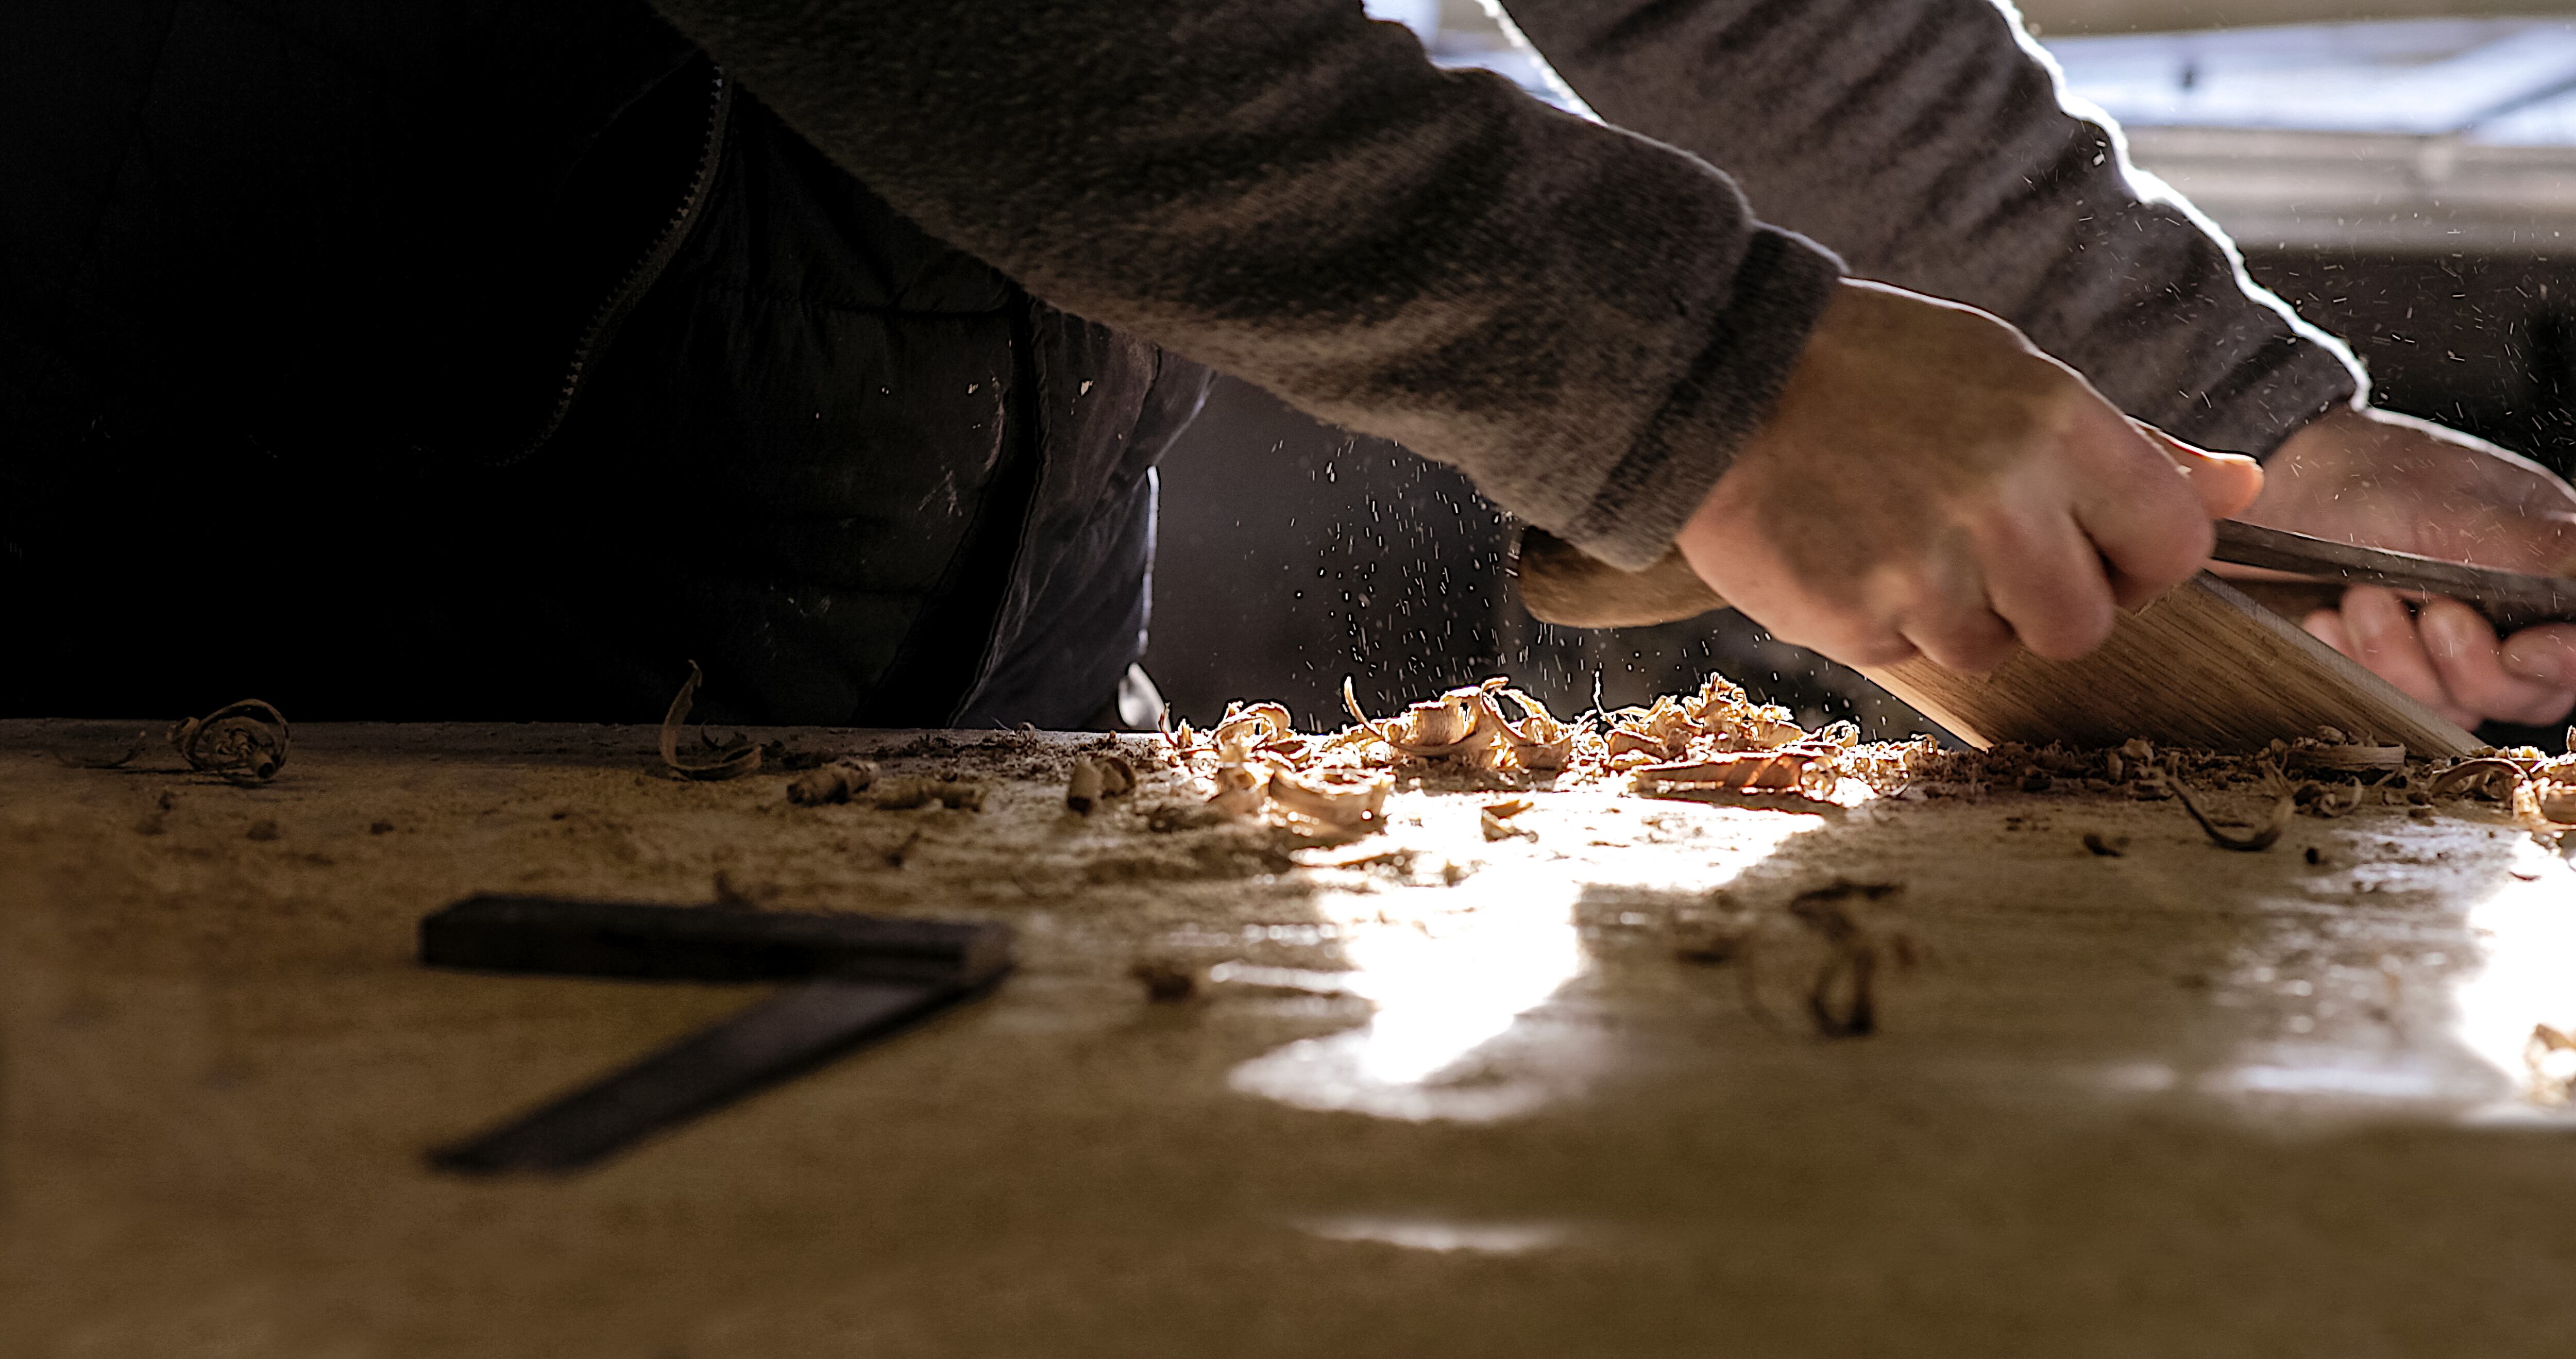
[1557,227,1844,569]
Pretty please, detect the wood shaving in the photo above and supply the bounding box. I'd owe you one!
[787,758,878,806]
[1065,756,1141,816]
[1097,755,1137,796]
[658,662,760,781]
[1267,766,1391,828]
[2165,776,2293,852]
[1066,760,1106,815]
[53,728,154,770]
[2528,1024,2576,1103]
[2428,758,2525,801]
[171,699,290,783]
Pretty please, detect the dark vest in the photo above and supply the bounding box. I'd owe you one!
[0,0,1208,725]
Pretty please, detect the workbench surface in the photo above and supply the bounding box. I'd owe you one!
[8,720,2576,1356]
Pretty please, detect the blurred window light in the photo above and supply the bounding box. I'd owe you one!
[2041,18,2576,249]
[2044,17,2576,142]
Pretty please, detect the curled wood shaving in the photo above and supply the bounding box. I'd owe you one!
[1097,754,1137,796]
[1207,762,1269,816]
[1156,706,1204,763]
[1267,766,1391,827]
[2293,780,2366,818]
[1066,759,1106,815]
[1065,756,1136,815]
[1630,748,1835,798]
[53,729,154,769]
[1342,677,1501,761]
[2530,1024,2576,1103]
[659,661,761,781]
[1487,687,1579,770]
[1212,702,1296,764]
[170,699,290,783]
[2429,758,2526,801]
[2165,777,2293,851]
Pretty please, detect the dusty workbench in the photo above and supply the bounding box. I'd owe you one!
[7,718,2576,1356]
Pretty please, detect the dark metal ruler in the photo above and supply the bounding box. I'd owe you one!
[421,894,1011,1175]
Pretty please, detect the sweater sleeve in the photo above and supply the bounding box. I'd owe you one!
[641,0,1843,569]
[1499,0,2366,458]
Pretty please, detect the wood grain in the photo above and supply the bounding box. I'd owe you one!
[1861,574,2479,757]
[1510,530,2480,757]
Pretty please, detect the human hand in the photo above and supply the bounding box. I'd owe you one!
[1673,279,2263,672]
[2241,405,2576,729]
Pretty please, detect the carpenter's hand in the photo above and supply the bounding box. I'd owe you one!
[1674,279,2263,672]
[2242,405,2576,729]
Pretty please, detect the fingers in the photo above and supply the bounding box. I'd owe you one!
[2303,607,2353,657]
[2499,624,2576,703]
[1977,507,2115,660]
[2310,590,2576,728]
[2424,604,2576,726]
[1899,593,2017,673]
[2069,412,2217,610]
[2134,424,2265,520]
[2309,587,2478,729]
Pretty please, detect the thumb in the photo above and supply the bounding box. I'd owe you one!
[2131,421,2264,520]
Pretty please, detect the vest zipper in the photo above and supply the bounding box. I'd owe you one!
[498,67,733,466]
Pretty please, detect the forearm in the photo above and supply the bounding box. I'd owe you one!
[645,0,1843,567]
[1500,0,2363,458]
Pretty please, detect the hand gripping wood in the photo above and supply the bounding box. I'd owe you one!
[1511,526,2484,757]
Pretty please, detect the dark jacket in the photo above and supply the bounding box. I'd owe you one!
[5,0,2364,722]
[0,0,1207,724]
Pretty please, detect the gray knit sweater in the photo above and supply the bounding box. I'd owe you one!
[644,0,2362,571]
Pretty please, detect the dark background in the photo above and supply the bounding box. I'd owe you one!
[1144,248,2576,743]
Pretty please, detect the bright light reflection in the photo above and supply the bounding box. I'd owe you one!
[1292,1214,1569,1254]
[2451,841,2576,1109]
[1228,869,1585,1121]
[1230,808,1816,1122]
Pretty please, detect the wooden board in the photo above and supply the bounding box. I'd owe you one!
[1511,530,2478,757]
[1861,573,2479,757]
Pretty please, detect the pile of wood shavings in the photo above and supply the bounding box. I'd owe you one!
[1155,673,1943,833]
[1904,728,2576,838]
[1157,670,2576,838]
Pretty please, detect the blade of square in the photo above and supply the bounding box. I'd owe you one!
[431,972,991,1174]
